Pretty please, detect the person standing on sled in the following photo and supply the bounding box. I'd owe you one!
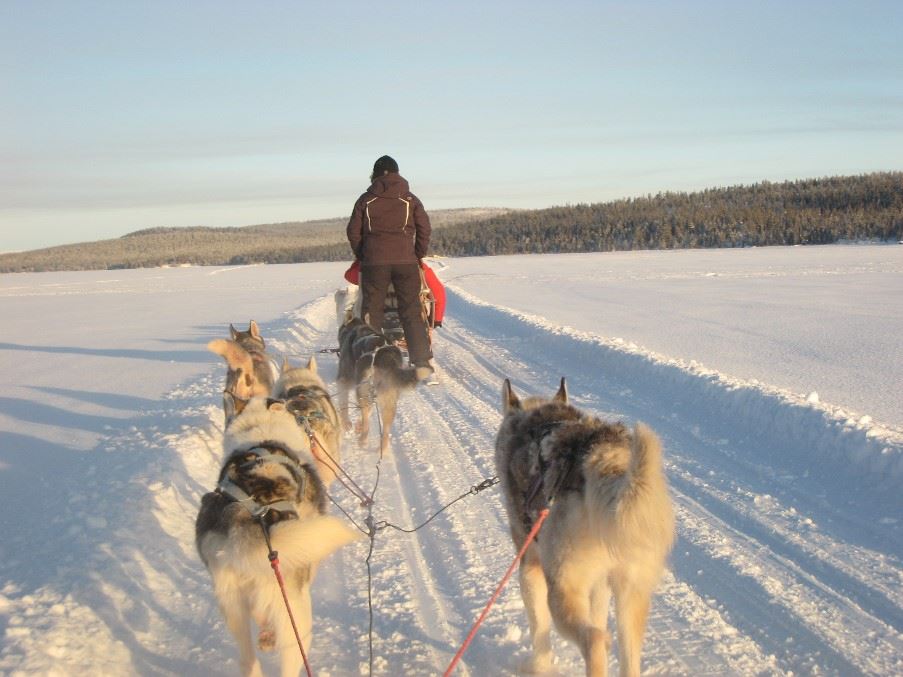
[347,155,434,381]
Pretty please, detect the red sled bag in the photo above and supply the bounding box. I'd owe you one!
[343,260,446,326]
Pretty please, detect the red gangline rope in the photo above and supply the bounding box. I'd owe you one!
[269,552,314,677]
[443,507,551,676]
[307,429,373,506]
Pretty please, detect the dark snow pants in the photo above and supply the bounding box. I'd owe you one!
[360,263,432,366]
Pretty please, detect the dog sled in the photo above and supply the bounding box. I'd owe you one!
[341,260,445,348]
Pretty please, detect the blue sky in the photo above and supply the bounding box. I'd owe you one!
[2,1,901,252]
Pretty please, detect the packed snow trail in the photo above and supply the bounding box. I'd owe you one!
[3,273,900,676]
[185,288,899,675]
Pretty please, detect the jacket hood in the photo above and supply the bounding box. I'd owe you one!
[368,173,410,199]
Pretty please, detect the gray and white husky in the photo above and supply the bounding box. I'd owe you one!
[272,355,342,488]
[196,396,361,677]
[495,378,674,677]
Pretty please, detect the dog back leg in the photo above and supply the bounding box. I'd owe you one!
[611,576,652,677]
[376,388,398,454]
[590,578,612,645]
[356,382,372,446]
[518,546,554,674]
[277,581,313,677]
[336,382,352,432]
[547,565,610,677]
[216,585,264,677]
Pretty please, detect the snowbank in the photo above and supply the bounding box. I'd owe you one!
[448,285,903,483]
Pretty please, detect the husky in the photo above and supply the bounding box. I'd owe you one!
[196,396,361,677]
[208,321,276,400]
[334,289,418,454]
[272,355,342,488]
[495,378,675,677]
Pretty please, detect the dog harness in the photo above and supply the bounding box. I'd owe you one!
[283,385,334,425]
[216,443,306,522]
[522,421,586,541]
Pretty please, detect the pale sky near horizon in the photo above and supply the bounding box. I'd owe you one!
[2,1,901,252]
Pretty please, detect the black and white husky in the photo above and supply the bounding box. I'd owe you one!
[495,378,675,677]
[334,288,419,453]
[196,396,361,677]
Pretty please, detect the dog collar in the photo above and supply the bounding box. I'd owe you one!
[216,444,305,521]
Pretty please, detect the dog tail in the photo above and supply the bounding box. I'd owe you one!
[209,338,271,398]
[622,422,675,550]
[630,423,666,493]
[582,423,674,551]
[270,515,364,569]
[208,338,251,367]
[208,339,256,384]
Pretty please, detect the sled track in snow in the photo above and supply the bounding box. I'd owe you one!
[188,288,902,676]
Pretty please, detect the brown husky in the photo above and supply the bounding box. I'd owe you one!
[495,378,675,677]
[208,320,276,400]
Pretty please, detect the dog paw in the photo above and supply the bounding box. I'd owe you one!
[257,627,276,651]
[517,653,554,675]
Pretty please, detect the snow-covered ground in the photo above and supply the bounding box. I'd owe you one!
[0,244,900,676]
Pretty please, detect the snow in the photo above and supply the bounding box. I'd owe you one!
[1,244,901,676]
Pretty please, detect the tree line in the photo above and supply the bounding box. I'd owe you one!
[1,174,899,273]
[429,172,903,256]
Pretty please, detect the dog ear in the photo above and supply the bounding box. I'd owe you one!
[554,377,568,404]
[250,320,261,339]
[502,378,521,413]
[266,398,286,412]
[306,355,318,374]
[282,356,292,371]
[229,323,239,340]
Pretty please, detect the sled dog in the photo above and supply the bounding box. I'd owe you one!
[208,320,276,400]
[272,355,342,488]
[334,289,418,453]
[495,378,674,677]
[196,396,361,677]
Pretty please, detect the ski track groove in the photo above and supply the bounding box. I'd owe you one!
[262,291,903,676]
[102,288,902,677]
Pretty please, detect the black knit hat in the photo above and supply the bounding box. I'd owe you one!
[372,155,399,176]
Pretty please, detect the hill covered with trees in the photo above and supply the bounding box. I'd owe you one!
[426,172,902,256]
[1,174,900,273]
[0,208,508,273]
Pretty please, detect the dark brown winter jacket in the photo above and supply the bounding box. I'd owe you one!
[346,173,431,265]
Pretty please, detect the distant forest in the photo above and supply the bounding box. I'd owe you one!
[2,173,900,273]
[430,172,903,256]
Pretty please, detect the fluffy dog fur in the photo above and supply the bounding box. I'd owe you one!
[196,397,361,677]
[334,289,418,454]
[272,355,342,488]
[495,378,674,677]
[208,321,276,400]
